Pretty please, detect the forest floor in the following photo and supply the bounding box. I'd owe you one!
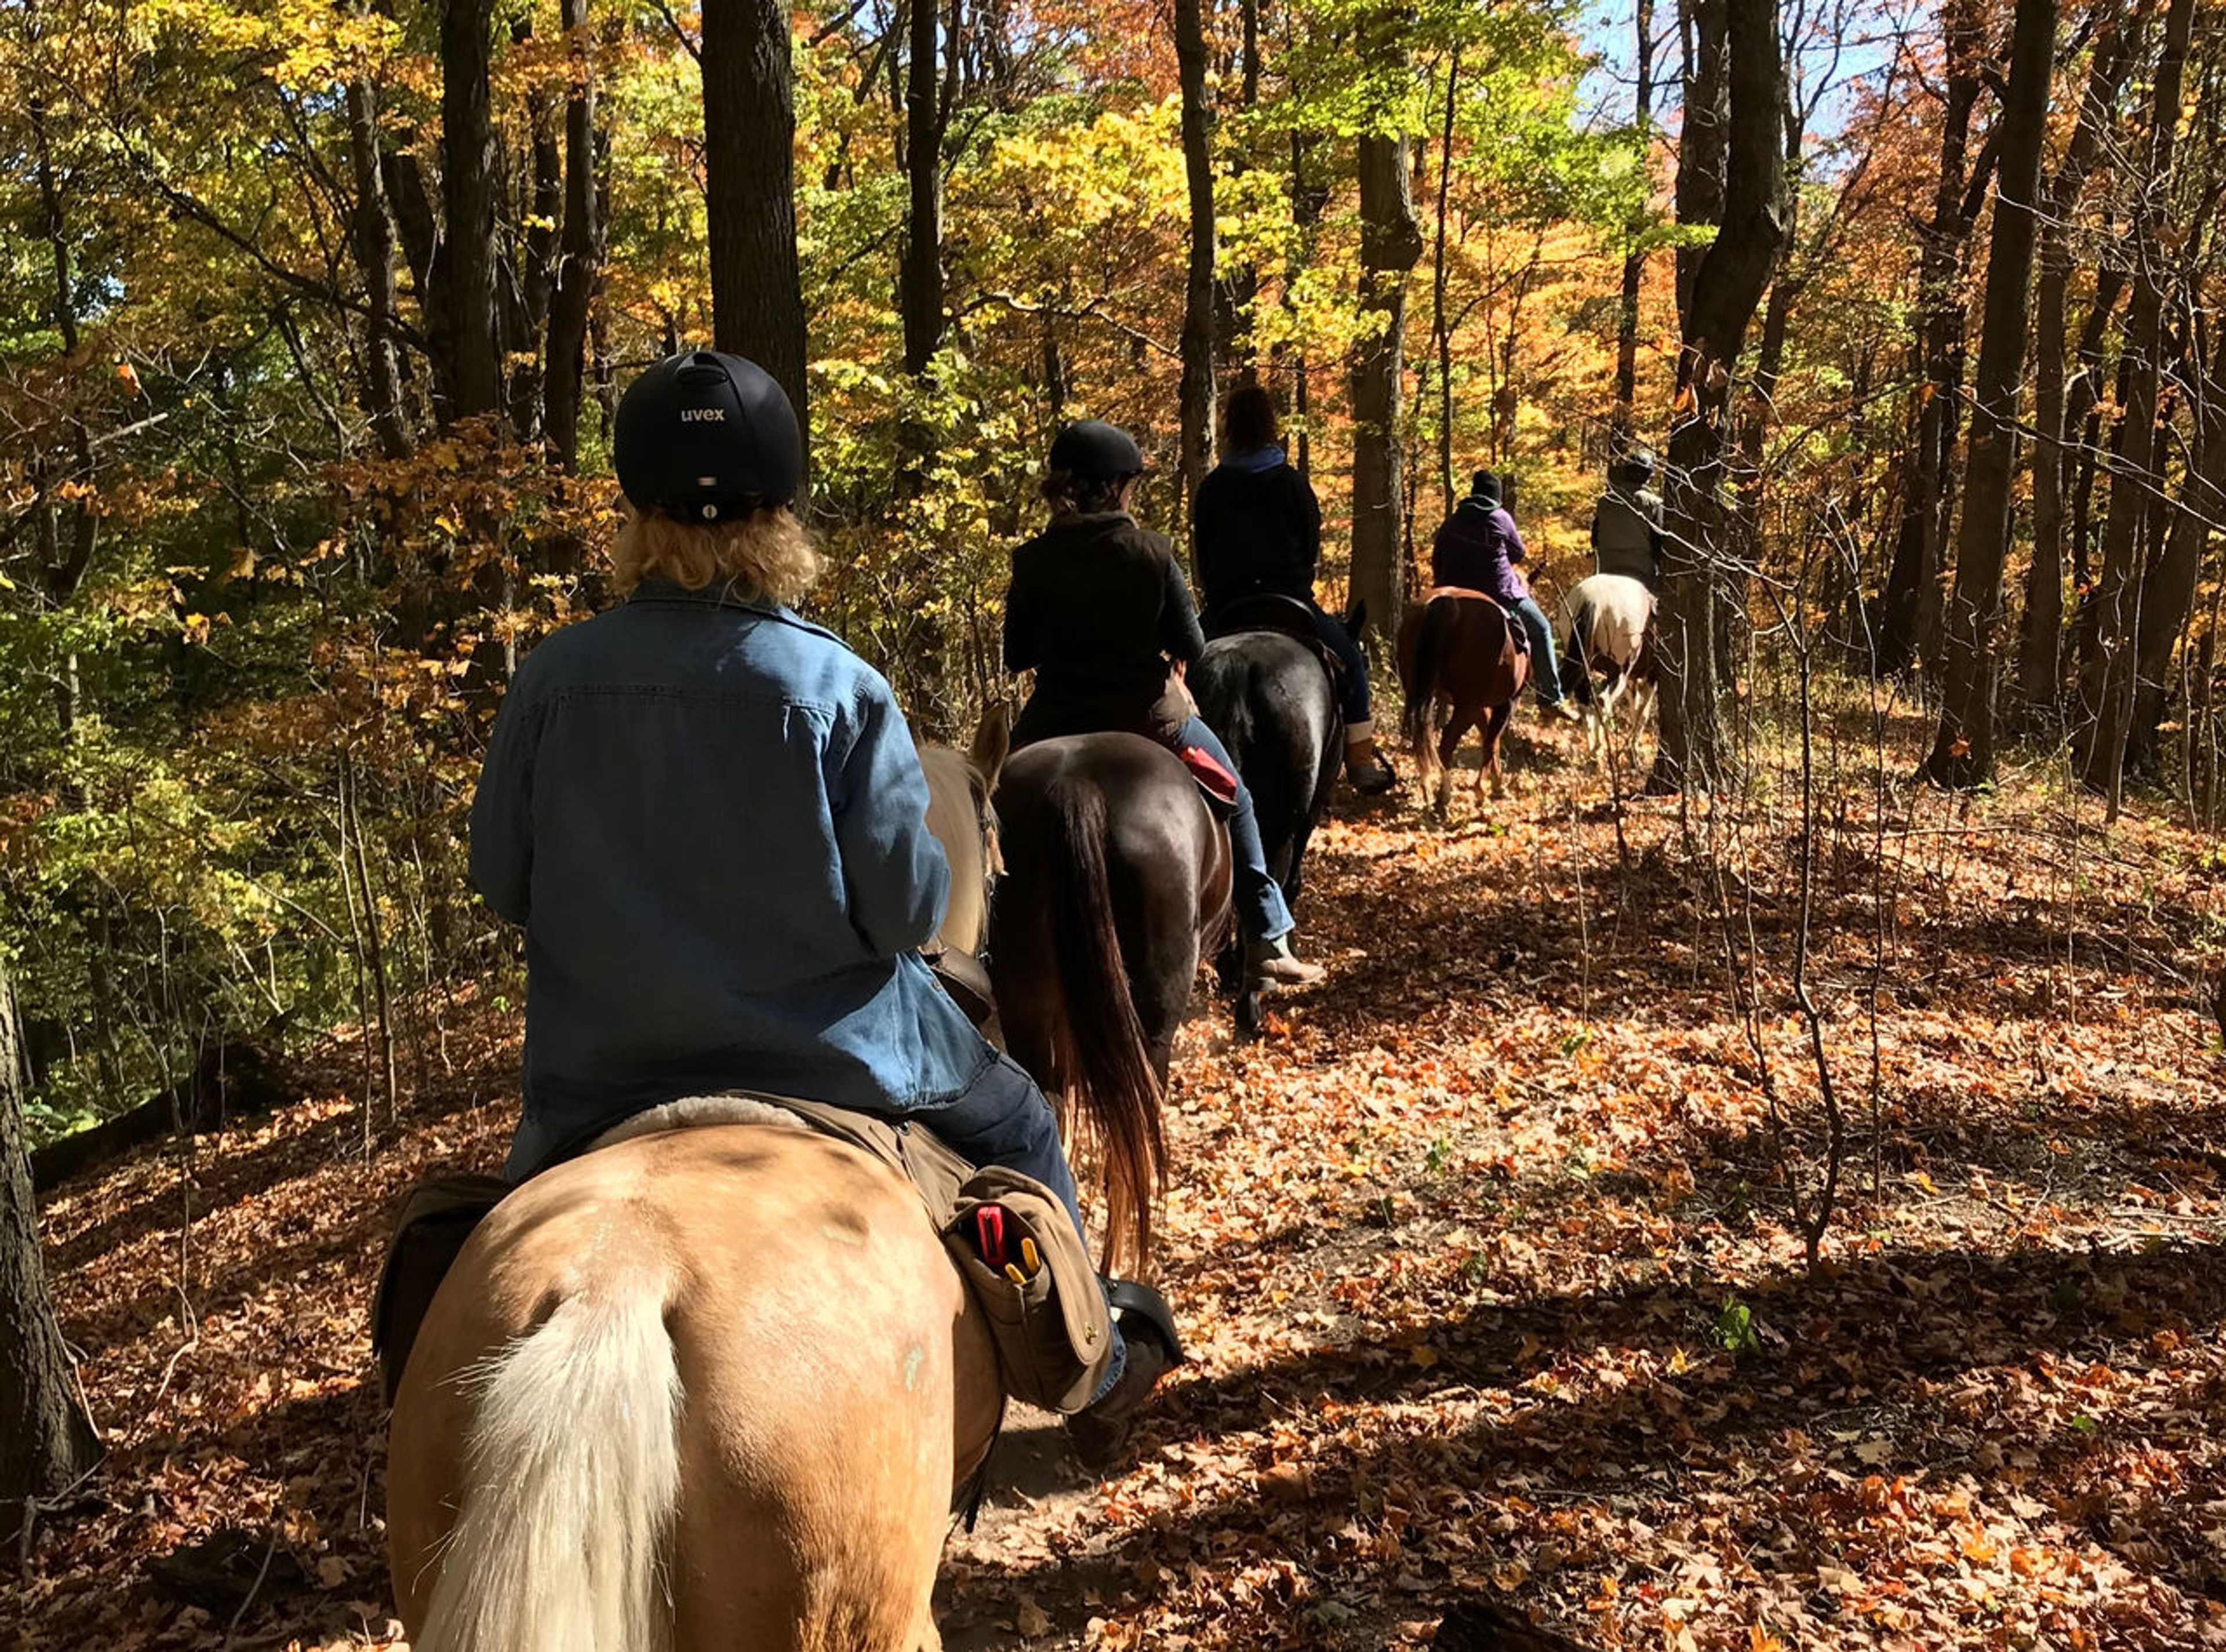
[12,705,2226,1651]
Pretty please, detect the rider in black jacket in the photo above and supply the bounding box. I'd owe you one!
[1191,383,1395,794]
[1005,420,1327,990]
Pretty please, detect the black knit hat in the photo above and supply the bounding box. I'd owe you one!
[614,350,803,519]
[1469,470,1503,503]
[1048,419,1145,482]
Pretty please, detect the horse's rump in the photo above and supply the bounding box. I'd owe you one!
[390,1123,1000,1652]
[1561,574,1654,679]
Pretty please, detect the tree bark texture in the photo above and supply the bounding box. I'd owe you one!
[343,68,416,459]
[1615,0,1657,427]
[1,964,99,1548]
[1650,0,1787,794]
[1875,0,1983,677]
[1923,0,2058,788]
[2077,0,2196,800]
[544,0,603,471]
[702,0,810,489]
[2013,0,2133,719]
[1673,0,1727,336]
[1353,133,1424,636]
[440,0,504,421]
[901,0,946,376]
[1174,0,1217,501]
[2130,304,2226,766]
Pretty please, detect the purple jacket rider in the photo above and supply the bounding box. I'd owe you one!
[1430,476,1530,607]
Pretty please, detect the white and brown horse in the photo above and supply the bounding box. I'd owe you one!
[385,719,1123,1652]
[1556,573,1657,762]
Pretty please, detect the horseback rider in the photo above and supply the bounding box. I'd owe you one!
[1003,418,1330,991]
[1590,449,1666,591]
[1191,382,1396,795]
[468,351,1170,1457]
[1428,470,1580,722]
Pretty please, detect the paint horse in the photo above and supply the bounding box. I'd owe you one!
[1557,573,1657,762]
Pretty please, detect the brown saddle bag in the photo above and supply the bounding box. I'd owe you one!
[370,1098,1112,1415]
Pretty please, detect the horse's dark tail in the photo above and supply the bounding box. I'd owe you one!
[1041,776,1164,1271]
[1402,596,1458,749]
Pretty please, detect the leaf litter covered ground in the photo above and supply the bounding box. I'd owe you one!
[13,716,2226,1651]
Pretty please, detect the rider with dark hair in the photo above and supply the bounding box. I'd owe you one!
[470,354,1171,1459]
[1191,382,1395,794]
[1004,419,1330,991]
[1591,449,1666,591]
[1430,469,1579,721]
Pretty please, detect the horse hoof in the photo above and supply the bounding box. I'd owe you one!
[1234,989,1264,1037]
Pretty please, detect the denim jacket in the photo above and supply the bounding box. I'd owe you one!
[471,577,992,1177]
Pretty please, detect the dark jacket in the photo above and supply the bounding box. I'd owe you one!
[1591,459,1664,585]
[1192,454,1321,614]
[471,578,991,1178]
[1430,495,1531,606]
[1004,511,1205,744]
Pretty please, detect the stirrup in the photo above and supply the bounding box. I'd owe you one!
[1105,1278,1184,1363]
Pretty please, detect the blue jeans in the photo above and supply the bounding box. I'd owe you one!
[1511,597,1566,707]
[1175,715,1296,944]
[1301,604,1373,729]
[919,1050,1127,1398]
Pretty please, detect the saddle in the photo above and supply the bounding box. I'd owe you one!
[1424,585,1526,654]
[370,1094,1118,1417]
[1204,592,1349,687]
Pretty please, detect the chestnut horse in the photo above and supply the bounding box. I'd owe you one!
[988,732,1232,1268]
[1397,587,1530,812]
[385,726,1119,1652]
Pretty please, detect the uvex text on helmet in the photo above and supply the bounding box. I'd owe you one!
[1047,419,1145,482]
[614,351,804,519]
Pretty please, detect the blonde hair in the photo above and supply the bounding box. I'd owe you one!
[610,503,821,605]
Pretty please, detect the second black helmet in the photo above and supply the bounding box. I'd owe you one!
[1047,419,1145,483]
[614,351,803,519]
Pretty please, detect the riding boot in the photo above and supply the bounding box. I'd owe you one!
[1068,1282,1183,1472]
[1344,740,1396,795]
[1245,933,1327,988]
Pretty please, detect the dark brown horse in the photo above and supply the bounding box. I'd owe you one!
[1397,587,1530,812]
[988,732,1232,1268]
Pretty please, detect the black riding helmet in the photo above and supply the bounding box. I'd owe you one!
[1048,419,1145,482]
[614,350,803,521]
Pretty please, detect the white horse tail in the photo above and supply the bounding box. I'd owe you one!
[417,1276,684,1652]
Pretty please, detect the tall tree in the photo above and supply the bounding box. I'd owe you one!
[1174,0,1217,500]
[2012,0,2136,721]
[900,0,948,376]
[703,0,810,480]
[1614,0,1658,428]
[1874,0,1987,676]
[1922,0,2058,788]
[1,960,98,1548]
[1352,129,1423,632]
[543,0,604,471]
[440,0,504,421]
[1650,0,1788,792]
[2076,0,2198,799]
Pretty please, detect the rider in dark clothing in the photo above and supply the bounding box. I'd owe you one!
[1430,470,1577,719]
[1192,382,1395,794]
[1590,450,1666,591]
[1005,419,1327,991]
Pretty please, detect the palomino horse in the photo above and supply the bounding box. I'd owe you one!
[1190,596,1348,1032]
[385,729,1118,1652]
[1397,587,1529,812]
[988,732,1232,1267]
[1557,573,1657,762]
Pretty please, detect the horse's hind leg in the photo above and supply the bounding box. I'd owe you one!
[1438,712,1472,815]
[1481,706,1512,800]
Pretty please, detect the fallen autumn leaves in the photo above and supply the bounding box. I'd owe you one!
[12,728,2226,1651]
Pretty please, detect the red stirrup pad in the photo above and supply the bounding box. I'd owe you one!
[1180,745,1241,807]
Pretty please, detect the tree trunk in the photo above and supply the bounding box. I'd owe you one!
[1875,0,1983,676]
[1,962,99,1548]
[1220,0,1263,367]
[1353,132,1424,635]
[1174,0,1217,500]
[440,0,504,421]
[544,0,603,472]
[1923,0,2057,788]
[1649,0,1787,794]
[2077,0,2196,800]
[2014,2,2134,721]
[900,0,945,376]
[1432,50,1460,516]
[343,63,416,459]
[1673,0,1727,333]
[703,0,810,492]
[2129,308,2226,766]
[1615,0,1657,427]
